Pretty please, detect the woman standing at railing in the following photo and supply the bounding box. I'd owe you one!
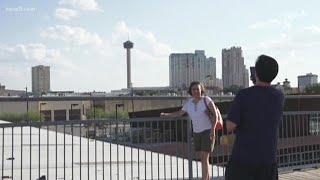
[160,81,218,180]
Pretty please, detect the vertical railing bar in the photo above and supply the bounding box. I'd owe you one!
[294,114,298,166]
[157,121,159,180]
[94,123,97,180]
[285,115,289,169]
[187,118,193,180]
[163,121,166,180]
[144,121,147,180]
[181,119,185,180]
[72,123,74,179]
[2,128,4,179]
[137,121,141,180]
[11,126,14,180]
[150,121,153,180]
[80,123,82,180]
[281,114,284,168]
[123,120,126,180]
[290,115,293,167]
[47,124,49,180]
[116,120,119,180]
[21,126,23,180]
[109,120,112,180]
[299,115,303,165]
[131,121,133,180]
[302,114,306,166]
[170,120,172,180]
[38,124,40,179]
[63,124,66,180]
[55,124,57,180]
[30,125,32,180]
[102,122,105,180]
[175,119,178,179]
[87,123,90,180]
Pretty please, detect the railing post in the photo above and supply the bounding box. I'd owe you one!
[187,118,193,179]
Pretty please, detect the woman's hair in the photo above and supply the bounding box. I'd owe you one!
[187,81,206,96]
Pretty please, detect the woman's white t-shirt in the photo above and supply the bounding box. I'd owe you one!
[182,96,215,133]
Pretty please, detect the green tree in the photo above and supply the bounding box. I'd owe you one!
[305,83,320,94]
[105,111,129,119]
[0,111,43,123]
[86,108,108,119]
[26,111,42,121]
[223,85,243,95]
[0,112,23,123]
[86,108,129,119]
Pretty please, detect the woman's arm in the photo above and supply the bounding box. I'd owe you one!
[160,110,186,118]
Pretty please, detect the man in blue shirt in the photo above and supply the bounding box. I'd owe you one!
[225,55,284,180]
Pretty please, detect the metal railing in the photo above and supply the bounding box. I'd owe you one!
[0,111,319,179]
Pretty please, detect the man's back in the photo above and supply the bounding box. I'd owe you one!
[228,86,284,164]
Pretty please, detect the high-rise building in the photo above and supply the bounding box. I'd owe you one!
[298,73,318,92]
[222,47,249,88]
[0,83,5,96]
[244,67,249,88]
[169,50,216,90]
[32,65,50,96]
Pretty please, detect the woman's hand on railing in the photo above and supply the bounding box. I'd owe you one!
[160,112,168,117]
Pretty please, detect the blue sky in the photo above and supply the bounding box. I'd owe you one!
[1,0,320,92]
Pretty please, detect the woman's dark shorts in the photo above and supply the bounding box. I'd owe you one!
[193,129,215,152]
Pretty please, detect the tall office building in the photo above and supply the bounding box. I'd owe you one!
[32,65,50,96]
[298,73,318,92]
[0,84,5,96]
[222,47,249,88]
[169,50,216,89]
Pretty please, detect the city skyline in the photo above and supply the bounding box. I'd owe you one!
[1,0,320,92]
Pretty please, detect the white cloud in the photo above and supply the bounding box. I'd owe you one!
[0,43,61,62]
[249,19,282,29]
[249,11,307,31]
[40,25,103,46]
[286,10,307,21]
[58,0,102,12]
[112,21,172,57]
[304,25,320,34]
[55,8,78,20]
[243,29,320,87]
[0,43,82,90]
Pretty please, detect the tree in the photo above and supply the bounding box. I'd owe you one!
[305,83,320,94]
[86,108,129,119]
[86,108,108,119]
[223,85,243,95]
[0,111,43,123]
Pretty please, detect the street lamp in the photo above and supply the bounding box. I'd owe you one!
[115,103,124,139]
[202,75,213,86]
[202,75,214,95]
[90,93,96,120]
[70,104,79,121]
[115,104,124,119]
[39,102,47,121]
[25,86,29,122]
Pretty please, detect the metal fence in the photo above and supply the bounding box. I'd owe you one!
[0,111,319,179]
